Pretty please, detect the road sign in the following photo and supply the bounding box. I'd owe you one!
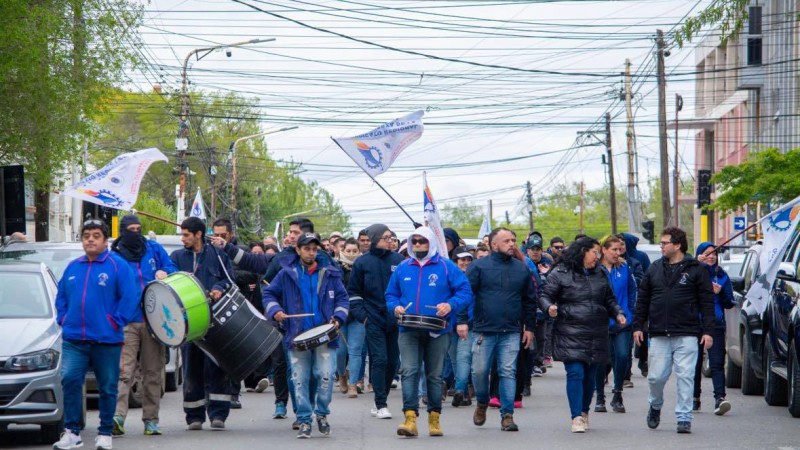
[734,216,746,231]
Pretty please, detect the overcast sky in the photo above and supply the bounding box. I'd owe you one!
[130,0,712,236]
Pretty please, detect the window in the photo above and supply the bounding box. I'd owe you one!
[747,6,763,65]
[0,273,51,319]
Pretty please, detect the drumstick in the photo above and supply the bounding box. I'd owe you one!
[425,305,438,309]
[283,313,314,318]
[403,302,412,312]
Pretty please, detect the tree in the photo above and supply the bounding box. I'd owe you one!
[709,148,800,216]
[442,199,484,234]
[676,0,751,47]
[0,0,143,240]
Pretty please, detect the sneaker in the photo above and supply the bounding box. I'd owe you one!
[347,384,358,398]
[52,429,82,449]
[367,383,374,392]
[144,421,161,436]
[611,391,626,413]
[297,423,312,439]
[292,421,300,430]
[646,406,661,429]
[255,378,270,393]
[544,356,553,368]
[356,381,365,393]
[462,396,472,406]
[95,435,112,450]
[391,379,399,389]
[452,391,465,407]
[338,371,349,394]
[186,421,203,431]
[692,397,701,412]
[111,415,125,436]
[714,398,731,416]
[370,407,378,417]
[210,418,225,430]
[488,397,501,408]
[473,403,488,426]
[273,402,288,419]
[581,412,590,430]
[376,407,393,419]
[522,385,531,397]
[571,416,586,433]
[500,414,518,431]
[317,415,331,436]
[514,400,522,409]
[595,401,607,413]
[532,366,543,378]
[623,379,634,389]
[230,398,242,409]
[677,421,692,434]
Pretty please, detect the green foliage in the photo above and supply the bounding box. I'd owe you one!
[129,192,176,235]
[709,148,800,216]
[676,0,750,47]
[442,199,484,233]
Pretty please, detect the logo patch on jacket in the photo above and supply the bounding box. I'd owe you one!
[149,258,157,271]
[428,274,438,287]
[329,290,335,299]
[391,265,397,272]
[679,272,689,285]
[98,273,109,286]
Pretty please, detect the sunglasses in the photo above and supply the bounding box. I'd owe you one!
[411,238,429,245]
[83,219,104,227]
[552,245,565,250]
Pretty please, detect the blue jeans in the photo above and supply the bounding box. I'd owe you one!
[648,336,698,422]
[471,332,520,416]
[564,361,598,419]
[455,330,473,393]
[61,341,122,435]
[288,345,335,425]
[343,321,367,385]
[398,331,449,413]
[596,329,633,398]
[694,327,726,400]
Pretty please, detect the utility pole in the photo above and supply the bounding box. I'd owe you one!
[525,180,534,232]
[674,93,683,227]
[488,199,493,226]
[579,181,585,234]
[624,58,639,232]
[505,210,511,225]
[656,29,672,227]
[605,112,618,235]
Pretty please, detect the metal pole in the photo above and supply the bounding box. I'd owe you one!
[624,58,639,232]
[674,93,682,227]
[606,113,618,235]
[657,29,672,228]
[579,181,585,234]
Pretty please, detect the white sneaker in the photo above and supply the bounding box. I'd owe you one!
[255,378,270,393]
[53,429,82,449]
[376,407,392,419]
[95,435,112,450]
[370,407,378,417]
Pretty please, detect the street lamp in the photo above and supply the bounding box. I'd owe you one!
[175,37,275,228]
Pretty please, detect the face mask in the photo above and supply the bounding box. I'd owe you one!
[414,250,428,259]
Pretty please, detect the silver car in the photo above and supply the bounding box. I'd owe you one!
[0,261,65,443]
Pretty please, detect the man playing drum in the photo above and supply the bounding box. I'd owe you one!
[170,217,235,431]
[386,226,472,437]
[111,215,177,437]
[262,233,350,438]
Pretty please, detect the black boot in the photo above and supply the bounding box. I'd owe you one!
[594,394,607,413]
[610,391,626,413]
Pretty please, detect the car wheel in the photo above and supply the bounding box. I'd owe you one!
[788,340,800,418]
[725,354,742,388]
[764,330,789,406]
[41,418,64,444]
[742,328,764,395]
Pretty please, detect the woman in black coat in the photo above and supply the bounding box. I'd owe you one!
[538,237,626,433]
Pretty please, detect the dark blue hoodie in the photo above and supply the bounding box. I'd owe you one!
[622,233,648,283]
[695,242,735,328]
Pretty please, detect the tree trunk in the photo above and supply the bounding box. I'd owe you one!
[34,187,49,241]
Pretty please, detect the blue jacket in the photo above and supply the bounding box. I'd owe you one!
[600,262,637,332]
[385,230,472,335]
[170,243,234,294]
[695,242,735,328]
[263,253,349,349]
[623,233,651,273]
[114,240,178,323]
[524,256,545,320]
[56,250,141,344]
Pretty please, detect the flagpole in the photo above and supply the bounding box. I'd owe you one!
[130,209,181,227]
[330,137,417,226]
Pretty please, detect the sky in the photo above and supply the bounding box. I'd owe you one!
[126,0,714,236]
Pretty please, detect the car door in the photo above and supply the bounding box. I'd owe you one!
[727,251,755,364]
[772,233,800,360]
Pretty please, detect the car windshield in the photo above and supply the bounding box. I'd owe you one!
[0,272,51,318]
[0,248,85,280]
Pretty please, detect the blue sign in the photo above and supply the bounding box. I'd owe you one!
[733,216,746,231]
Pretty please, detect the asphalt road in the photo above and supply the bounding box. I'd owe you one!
[3,363,800,450]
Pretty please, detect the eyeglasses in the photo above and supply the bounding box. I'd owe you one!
[83,219,104,227]
[410,238,429,245]
[381,236,398,242]
[659,241,673,247]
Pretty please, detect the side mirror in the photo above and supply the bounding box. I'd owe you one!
[776,262,797,281]
[730,276,745,293]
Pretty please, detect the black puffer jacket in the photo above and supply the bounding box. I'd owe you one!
[538,266,622,364]
[347,247,405,329]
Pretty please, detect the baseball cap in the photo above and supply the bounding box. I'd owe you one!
[454,246,473,259]
[526,234,543,249]
[297,233,322,247]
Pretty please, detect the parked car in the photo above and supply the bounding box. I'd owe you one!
[0,261,71,444]
[764,227,800,417]
[637,243,662,267]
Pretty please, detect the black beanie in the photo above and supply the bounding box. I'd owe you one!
[365,223,390,247]
[119,214,141,233]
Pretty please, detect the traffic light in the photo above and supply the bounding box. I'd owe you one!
[697,169,712,208]
[642,220,655,244]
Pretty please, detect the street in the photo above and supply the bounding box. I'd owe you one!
[3,364,799,450]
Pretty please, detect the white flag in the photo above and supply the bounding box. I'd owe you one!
[62,148,168,210]
[189,188,206,220]
[423,172,449,259]
[478,204,492,239]
[332,111,424,178]
[745,195,800,314]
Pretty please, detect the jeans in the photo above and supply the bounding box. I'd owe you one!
[442,335,457,387]
[288,345,335,424]
[62,341,122,435]
[341,320,367,385]
[564,361,599,419]
[647,336,698,422]
[181,343,231,424]
[596,329,633,397]
[694,328,726,400]
[365,322,400,409]
[398,331,449,413]
[455,330,473,393]
[471,332,520,416]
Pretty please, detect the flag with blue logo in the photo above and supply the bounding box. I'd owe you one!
[745,195,800,313]
[62,148,168,210]
[423,172,449,259]
[478,204,492,239]
[332,110,424,178]
[190,188,206,220]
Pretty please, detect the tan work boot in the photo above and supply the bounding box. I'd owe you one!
[397,410,418,437]
[473,403,488,426]
[571,416,586,433]
[347,384,358,398]
[338,370,349,394]
[428,411,443,436]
